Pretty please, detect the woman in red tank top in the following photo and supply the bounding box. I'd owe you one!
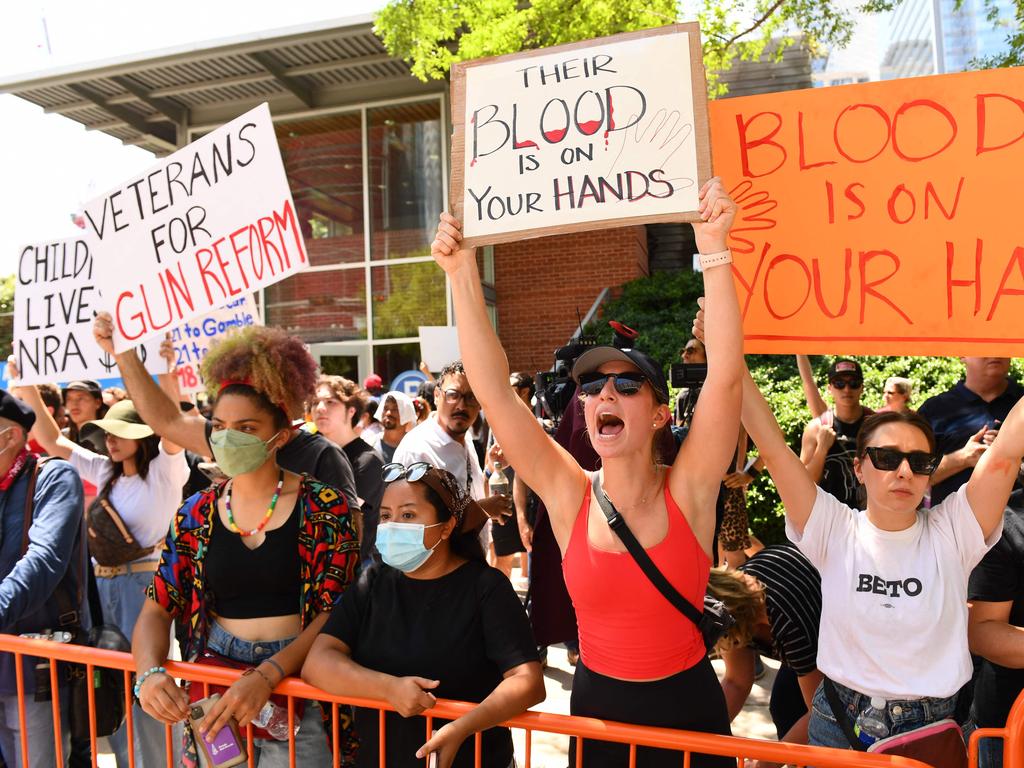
[431,178,743,767]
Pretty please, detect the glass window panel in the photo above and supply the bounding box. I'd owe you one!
[372,342,422,388]
[276,113,365,267]
[371,261,446,340]
[265,268,367,342]
[367,101,443,261]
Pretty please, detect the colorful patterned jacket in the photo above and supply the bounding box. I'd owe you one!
[147,474,360,762]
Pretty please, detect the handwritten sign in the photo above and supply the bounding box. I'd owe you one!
[14,237,164,386]
[172,294,262,395]
[451,24,712,248]
[710,66,1024,355]
[81,103,307,353]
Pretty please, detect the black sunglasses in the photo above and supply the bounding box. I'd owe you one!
[577,372,647,397]
[864,447,940,476]
[831,378,863,390]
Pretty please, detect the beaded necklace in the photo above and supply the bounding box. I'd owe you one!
[225,469,284,537]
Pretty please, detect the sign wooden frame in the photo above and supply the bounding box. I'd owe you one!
[450,23,712,249]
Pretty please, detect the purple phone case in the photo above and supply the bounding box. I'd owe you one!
[207,725,243,765]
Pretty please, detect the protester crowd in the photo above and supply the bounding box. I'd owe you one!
[0,177,1019,768]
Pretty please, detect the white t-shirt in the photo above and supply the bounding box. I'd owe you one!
[70,443,189,561]
[392,415,486,499]
[787,485,1002,699]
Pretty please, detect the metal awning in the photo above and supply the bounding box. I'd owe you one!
[0,15,442,155]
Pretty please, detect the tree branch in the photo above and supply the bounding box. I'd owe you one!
[721,0,788,48]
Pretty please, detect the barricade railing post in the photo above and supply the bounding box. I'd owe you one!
[85,661,97,768]
[1005,688,1024,768]
[523,727,532,768]
[48,657,63,768]
[287,694,296,768]
[245,722,255,768]
[123,668,135,768]
[474,730,482,767]
[331,701,340,768]
[378,707,385,768]
[15,652,29,767]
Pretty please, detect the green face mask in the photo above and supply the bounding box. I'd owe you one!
[209,429,282,477]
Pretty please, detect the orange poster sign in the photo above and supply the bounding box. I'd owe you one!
[709,67,1024,355]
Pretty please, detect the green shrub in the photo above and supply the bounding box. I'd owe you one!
[587,271,1024,544]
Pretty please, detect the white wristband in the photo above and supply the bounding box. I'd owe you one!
[697,249,732,270]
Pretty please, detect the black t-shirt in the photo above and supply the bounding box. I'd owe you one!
[739,544,821,676]
[203,421,358,512]
[816,409,868,509]
[341,438,384,563]
[968,492,1024,728]
[919,380,1024,504]
[322,560,539,768]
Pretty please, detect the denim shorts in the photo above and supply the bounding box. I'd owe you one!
[808,679,958,750]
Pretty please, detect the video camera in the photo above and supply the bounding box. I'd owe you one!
[669,363,708,388]
[535,336,598,424]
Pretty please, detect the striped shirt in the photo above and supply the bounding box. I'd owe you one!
[739,543,822,676]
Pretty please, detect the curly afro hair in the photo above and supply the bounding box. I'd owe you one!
[201,326,318,420]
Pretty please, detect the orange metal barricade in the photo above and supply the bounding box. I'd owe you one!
[0,633,1019,768]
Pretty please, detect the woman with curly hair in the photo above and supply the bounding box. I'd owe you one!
[129,326,360,767]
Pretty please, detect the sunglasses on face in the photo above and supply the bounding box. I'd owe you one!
[864,447,940,476]
[831,378,863,390]
[577,371,647,397]
[442,388,479,408]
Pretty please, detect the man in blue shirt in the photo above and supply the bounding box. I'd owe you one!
[919,357,1024,504]
[0,390,88,768]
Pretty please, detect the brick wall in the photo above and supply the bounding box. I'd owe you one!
[494,225,649,373]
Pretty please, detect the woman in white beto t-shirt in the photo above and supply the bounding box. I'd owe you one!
[716,345,1024,750]
[15,378,187,768]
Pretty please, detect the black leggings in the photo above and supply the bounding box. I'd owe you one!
[568,658,733,768]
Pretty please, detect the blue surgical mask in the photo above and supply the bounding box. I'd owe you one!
[375,521,444,573]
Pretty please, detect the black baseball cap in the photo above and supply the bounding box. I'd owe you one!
[571,321,670,404]
[62,380,102,399]
[827,359,863,383]
[0,390,35,432]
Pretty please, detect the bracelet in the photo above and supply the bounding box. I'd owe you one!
[262,658,286,683]
[243,666,275,690]
[697,249,733,270]
[133,666,166,699]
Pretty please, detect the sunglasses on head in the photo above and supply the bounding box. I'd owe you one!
[864,447,940,476]
[577,371,647,397]
[831,378,863,390]
[381,462,462,512]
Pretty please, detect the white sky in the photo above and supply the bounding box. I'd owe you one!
[0,0,385,275]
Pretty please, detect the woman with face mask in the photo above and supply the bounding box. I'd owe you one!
[9,363,187,768]
[302,462,545,768]
[130,327,360,767]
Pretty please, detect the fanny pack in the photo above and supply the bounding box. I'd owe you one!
[822,678,967,768]
[190,648,303,742]
[86,491,156,566]
[589,474,735,651]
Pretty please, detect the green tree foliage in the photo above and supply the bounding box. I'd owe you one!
[375,0,863,95]
[0,275,14,360]
[584,269,1024,544]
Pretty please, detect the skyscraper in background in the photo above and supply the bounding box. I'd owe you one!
[881,0,1014,79]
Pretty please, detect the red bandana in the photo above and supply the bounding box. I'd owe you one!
[0,449,31,492]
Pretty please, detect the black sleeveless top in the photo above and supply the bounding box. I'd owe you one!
[206,501,302,619]
[819,410,869,509]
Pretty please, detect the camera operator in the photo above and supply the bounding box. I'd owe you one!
[675,338,707,429]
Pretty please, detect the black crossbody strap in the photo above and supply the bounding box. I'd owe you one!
[823,678,868,751]
[589,473,703,627]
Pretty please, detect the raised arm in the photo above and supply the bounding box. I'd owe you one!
[671,179,743,510]
[93,312,210,456]
[740,367,819,534]
[796,355,828,418]
[965,396,1024,539]
[431,215,584,547]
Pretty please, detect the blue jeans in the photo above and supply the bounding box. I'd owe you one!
[205,622,330,767]
[0,692,70,768]
[808,679,958,750]
[98,568,176,768]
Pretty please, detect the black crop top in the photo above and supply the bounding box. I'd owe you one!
[206,502,302,619]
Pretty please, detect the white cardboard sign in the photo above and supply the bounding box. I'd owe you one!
[452,25,711,247]
[171,294,262,395]
[14,237,165,385]
[81,103,307,352]
[419,326,461,372]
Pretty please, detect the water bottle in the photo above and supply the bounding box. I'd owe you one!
[489,461,510,497]
[854,697,889,747]
[252,701,299,741]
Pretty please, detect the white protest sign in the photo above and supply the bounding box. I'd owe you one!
[172,294,262,395]
[419,326,461,372]
[81,102,307,353]
[450,24,712,247]
[14,237,165,386]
